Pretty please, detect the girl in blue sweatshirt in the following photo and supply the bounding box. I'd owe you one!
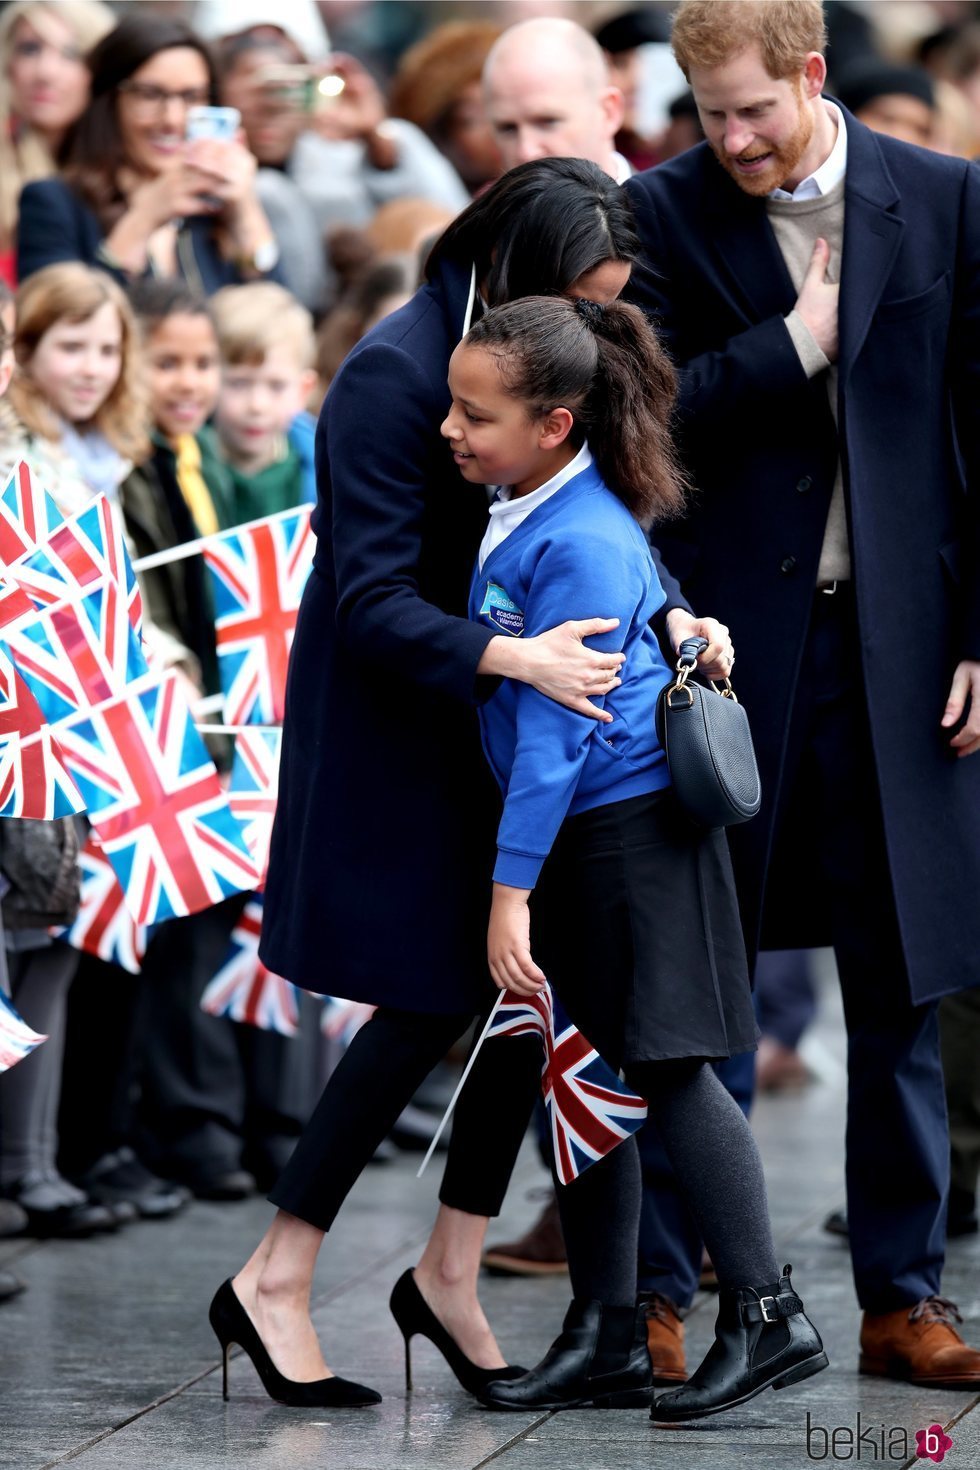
[441,296,826,1421]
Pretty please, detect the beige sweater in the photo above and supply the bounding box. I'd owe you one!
[766,176,849,584]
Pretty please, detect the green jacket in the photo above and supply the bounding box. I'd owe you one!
[197,425,305,527]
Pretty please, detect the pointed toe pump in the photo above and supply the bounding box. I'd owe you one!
[209,1279,382,1408]
[651,1264,828,1422]
[389,1269,527,1402]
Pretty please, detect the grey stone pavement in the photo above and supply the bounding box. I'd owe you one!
[2,961,978,1470]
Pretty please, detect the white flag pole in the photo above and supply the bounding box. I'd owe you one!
[192,694,224,718]
[131,505,310,573]
[416,991,507,1180]
[194,724,280,735]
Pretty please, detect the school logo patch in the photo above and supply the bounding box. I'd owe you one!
[479,581,525,637]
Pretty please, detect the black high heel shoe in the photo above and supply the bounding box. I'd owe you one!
[208,1279,382,1408]
[389,1269,527,1402]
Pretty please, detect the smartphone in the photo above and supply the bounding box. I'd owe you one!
[186,105,241,143]
[258,64,345,113]
[258,64,317,113]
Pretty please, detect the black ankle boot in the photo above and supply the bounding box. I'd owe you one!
[652,1265,828,1422]
[483,1297,653,1411]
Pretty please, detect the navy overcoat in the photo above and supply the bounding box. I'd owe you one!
[626,109,980,1004]
[261,257,686,1012]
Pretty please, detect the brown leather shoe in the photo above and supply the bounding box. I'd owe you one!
[755,1038,812,1092]
[860,1297,980,1387]
[482,1190,568,1276]
[645,1293,687,1385]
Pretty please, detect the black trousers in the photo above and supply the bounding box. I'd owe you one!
[270,1003,543,1232]
[767,587,947,1311]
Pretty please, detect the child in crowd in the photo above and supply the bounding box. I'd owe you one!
[3,262,190,673]
[111,280,320,1204]
[0,278,115,1241]
[209,282,317,523]
[6,260,148,513]
[126,279,230,695]
[443,296,827,1420]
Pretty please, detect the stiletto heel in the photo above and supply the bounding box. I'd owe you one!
[389,1269,527,1404]
[208,1279,382,1408]
[222,1343,230,1402]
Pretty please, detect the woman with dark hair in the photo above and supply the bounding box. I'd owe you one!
[209,157,734,1410]
[16,13,279,291]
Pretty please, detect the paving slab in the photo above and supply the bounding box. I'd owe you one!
[2,960,979,1470]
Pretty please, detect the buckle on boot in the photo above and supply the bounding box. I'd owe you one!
[759,1296,777,1324]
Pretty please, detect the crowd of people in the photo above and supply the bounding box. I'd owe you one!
[0,0,979,1441]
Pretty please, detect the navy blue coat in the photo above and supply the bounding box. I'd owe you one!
[17,178,275,292]
[626,110,980,1004]
[260,257,687,1013]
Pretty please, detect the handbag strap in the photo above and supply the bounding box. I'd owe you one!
[676,637,709,669]
[666,636,740,706]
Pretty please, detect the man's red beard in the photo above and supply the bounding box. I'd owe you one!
[713,93,815,196]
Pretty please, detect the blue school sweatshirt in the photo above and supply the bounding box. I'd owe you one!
[469,460,673,889]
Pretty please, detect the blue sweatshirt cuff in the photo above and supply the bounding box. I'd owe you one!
[493,849,544,889]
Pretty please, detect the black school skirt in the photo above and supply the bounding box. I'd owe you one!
[531,790,758,1066]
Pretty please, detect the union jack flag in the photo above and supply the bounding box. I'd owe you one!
[2,580,148,726]
[0,581,36,633]
[55,670,260,925]
[321,996,374,1045]
[203,507,313,725]
[200,895,301,1036]
[487,983,648,1184]
[0,725,86,819]
[0,461,63,565]
[227,728,281,883]
[0,988,47,1072]
[8,492,143,634]
[0,649,85,819]
[54,832,150,973]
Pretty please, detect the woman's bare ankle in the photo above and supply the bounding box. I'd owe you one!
[254,1269,310,1314]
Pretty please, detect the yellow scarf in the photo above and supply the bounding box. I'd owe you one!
[174,433,219,537]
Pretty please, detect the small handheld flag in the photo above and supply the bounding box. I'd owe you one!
[203,507,313,725]
[0,989,47,1072]
[201,895,301,1036]
[487,984,648,1185]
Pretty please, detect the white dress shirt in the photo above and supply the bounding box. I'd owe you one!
[769,102,848,202]
[478,443,593,573]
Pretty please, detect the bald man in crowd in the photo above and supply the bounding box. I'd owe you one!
[483,17,630,181]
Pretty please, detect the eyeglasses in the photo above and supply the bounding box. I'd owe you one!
[118,82,211,113]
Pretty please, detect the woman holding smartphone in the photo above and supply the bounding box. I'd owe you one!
[17,13,280,291]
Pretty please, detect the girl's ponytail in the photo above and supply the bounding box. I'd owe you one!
[465,295,688,526]
[575,298,688,525]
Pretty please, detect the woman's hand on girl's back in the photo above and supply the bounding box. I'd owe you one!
[488,884,546,996]
[479,617,625,723]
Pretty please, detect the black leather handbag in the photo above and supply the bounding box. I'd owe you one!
[655,638,762,829]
